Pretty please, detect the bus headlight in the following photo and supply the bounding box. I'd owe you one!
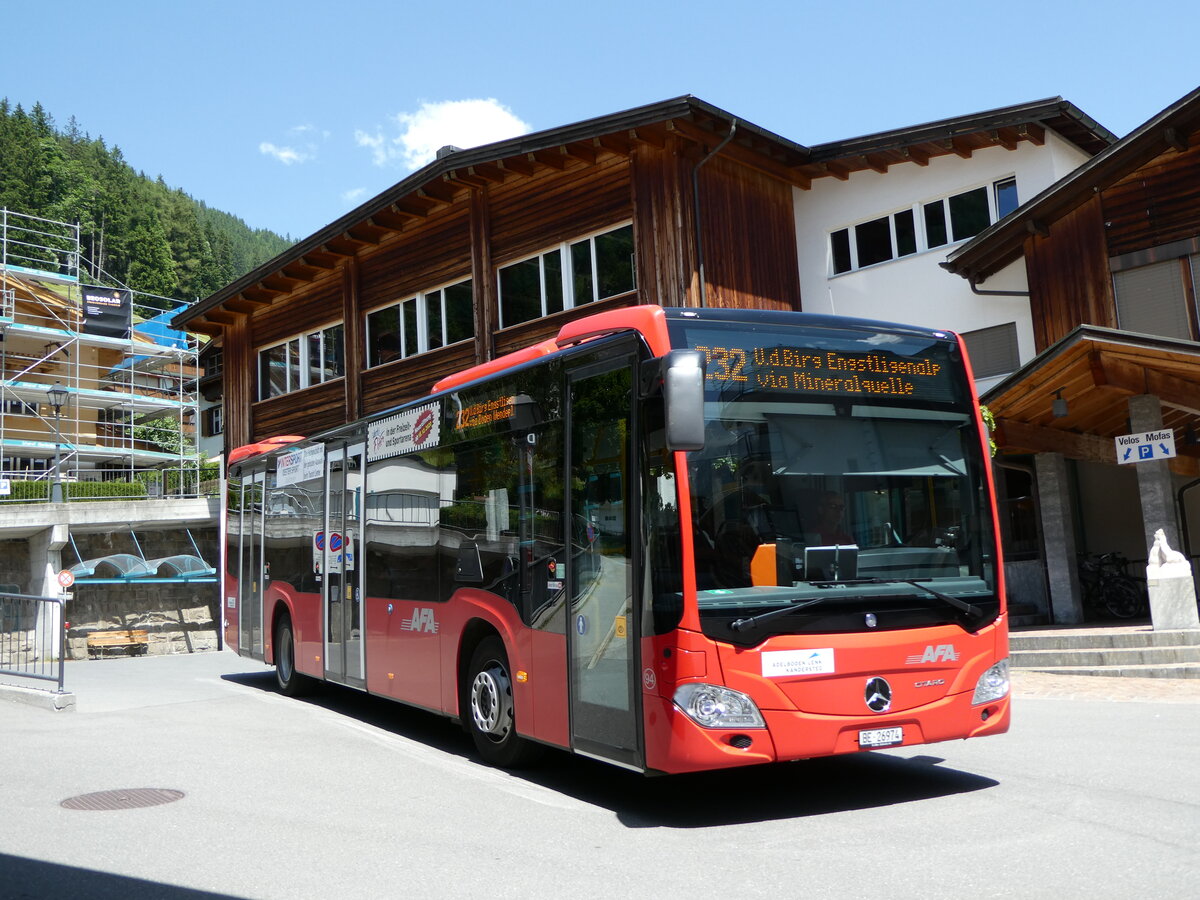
[674,683,766,729]
[972,659,1010,705]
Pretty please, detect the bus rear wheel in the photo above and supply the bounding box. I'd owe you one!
[275,615,312,697]
[466,636,541,768]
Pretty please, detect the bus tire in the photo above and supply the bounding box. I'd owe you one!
[466,636,541,768]
[275,614,312,697]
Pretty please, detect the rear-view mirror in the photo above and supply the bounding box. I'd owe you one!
[663,350,705,451]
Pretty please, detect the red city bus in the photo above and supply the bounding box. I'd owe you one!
[224,305,1009,774]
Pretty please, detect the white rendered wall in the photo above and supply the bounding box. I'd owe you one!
[198,394,223,464]
[793,133,1091,387]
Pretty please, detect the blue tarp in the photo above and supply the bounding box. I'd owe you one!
[133,306,190,350]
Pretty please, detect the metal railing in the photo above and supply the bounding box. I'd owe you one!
[0,464,221,504]
[0,592,66,693]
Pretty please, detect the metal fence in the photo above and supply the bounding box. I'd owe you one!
[0,592,66,693]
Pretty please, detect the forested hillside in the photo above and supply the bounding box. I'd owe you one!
[0,100,293,308]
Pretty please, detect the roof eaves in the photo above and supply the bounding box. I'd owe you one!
[173,96,809,330]
[980,323,1200,403]
[808,97,1115,161]
[945,84,1200,284]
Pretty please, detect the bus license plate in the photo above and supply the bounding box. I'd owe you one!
[859,726,903,747]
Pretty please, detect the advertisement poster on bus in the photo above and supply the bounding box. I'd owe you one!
[278,445,324,486]
[368,403,440,461]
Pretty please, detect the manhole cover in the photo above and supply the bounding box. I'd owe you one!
[61,788,185,811]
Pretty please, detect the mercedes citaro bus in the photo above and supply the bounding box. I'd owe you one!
[224,305,1009,774]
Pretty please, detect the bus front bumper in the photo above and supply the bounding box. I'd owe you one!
[642,689,1010,775]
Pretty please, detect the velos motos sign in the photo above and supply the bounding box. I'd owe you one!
[1114,429,1176,465]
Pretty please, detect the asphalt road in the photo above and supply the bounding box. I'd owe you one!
[1,652,1197,899]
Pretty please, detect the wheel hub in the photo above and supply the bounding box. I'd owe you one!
[471,663,513,739]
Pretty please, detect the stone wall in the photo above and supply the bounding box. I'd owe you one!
[0,539,31,593]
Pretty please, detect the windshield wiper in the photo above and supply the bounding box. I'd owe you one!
[905,580,981,619]
[727,581,983,633]
[729,596,828,632]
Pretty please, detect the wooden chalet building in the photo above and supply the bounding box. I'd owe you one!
[945,86,1200,625]
[173,95,1110,454]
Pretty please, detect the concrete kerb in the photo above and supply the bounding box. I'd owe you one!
[0,679,76,711]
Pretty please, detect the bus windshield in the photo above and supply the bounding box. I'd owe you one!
[669,315,998,641]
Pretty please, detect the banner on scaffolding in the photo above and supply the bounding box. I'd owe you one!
[81,285,132,339]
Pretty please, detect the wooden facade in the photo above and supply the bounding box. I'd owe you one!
[1023,196,1114,351]
[1103,142,1200,258]
[946,86,1200,474]
[175,96,1113,454]
[1023,136,1200,354]
[181,100,808,450]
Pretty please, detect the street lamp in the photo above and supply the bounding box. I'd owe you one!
[46,382,68,503]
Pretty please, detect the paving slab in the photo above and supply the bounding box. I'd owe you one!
[1012,669,1200,703]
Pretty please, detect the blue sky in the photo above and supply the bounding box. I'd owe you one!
[3,0,1197,241]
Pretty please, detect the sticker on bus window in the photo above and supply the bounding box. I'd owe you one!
[762,648,835,678]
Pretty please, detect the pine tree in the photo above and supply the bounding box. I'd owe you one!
[0,99,293,301]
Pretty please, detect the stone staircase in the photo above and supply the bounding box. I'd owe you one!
[1010,626,1200,678]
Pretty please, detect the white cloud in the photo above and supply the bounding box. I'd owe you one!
[259,142,309,165]
[342,187,367,203]
[354,129,388,166]
[260,125,329,165]
[358,99,532,170]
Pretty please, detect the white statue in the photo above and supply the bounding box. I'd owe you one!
[1148,528,1188,567]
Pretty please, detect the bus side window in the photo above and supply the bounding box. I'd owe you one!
[441,439,522,605]
[364,453,442,604]
[527,422,566,630]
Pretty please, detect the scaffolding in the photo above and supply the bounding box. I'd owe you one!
[0,208,202,500]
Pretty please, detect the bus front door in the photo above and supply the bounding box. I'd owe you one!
[566,358,641,770]
[238,469,266,660]
[323,443,365,688]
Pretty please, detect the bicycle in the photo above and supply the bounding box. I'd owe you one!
[1077,551,1148,619]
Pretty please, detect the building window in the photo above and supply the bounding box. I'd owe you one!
[203,350,223,378]
[961,322,1020,379]
[257,322,345,400]
[498,224,635,328]
[2,456,49,476]
[366,279,474,368]
[994,177,1019,219]
[831,179,1018,274]
[2,400,39,415]
[1113,259,1197,341]
[203,405,224,437]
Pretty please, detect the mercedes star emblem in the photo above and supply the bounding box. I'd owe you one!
[864,676,892,712]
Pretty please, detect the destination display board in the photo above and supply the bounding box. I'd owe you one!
[677,324,961,404]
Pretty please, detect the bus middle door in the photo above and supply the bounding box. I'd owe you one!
[238,468,267,660]
[323,443,365,689]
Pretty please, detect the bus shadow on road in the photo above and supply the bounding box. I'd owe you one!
[592,753,998,827]
[223,672,998,826]
[221,670,483,760]
[0,852,247,899]
[519,750,999,827]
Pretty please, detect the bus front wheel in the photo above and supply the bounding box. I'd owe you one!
[466,636,541,768]
[274,615,312,697]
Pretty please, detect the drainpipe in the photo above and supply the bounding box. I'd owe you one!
[968,275,1030,298]
[692,121,738,308]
